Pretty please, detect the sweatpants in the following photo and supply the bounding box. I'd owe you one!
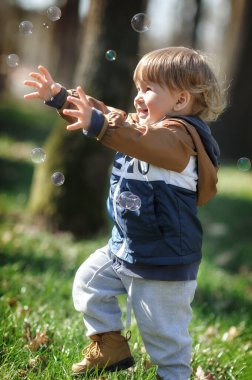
[72,245,197,380]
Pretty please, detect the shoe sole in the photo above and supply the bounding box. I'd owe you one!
[71,356,135,376]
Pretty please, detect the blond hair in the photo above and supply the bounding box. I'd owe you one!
[133,47,226,122]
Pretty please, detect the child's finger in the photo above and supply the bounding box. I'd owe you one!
[66,122,83,131]
[76,86,89,106]
[23,80,41,89]
[38,65,54,83]
[66,96,84,108]
[63,109,84,119]
[23,92,40,100]
[29,72,46,84]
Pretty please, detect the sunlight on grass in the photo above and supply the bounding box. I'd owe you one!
[0,135,35,162]
[217,166,252,199]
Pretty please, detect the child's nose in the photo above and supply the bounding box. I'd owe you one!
[134,92,144,103]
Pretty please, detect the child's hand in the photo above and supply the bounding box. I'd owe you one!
[23,65,61,101]
[63,86,93,131]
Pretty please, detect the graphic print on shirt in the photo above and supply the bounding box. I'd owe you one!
[111,152,198,191]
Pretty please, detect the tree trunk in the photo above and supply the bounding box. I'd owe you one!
[28,0,146,238]
[53,0,81,87]
[191,0,203,48]
[213,0,251,160]
[74,0,147,108]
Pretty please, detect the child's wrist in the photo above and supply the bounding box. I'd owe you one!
[83,108,107,139]
[44,87,68,109]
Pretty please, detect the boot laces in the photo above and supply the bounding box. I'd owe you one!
[81,331,131,360]
[82,341,101,360]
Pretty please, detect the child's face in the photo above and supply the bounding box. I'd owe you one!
[134,80,180,126]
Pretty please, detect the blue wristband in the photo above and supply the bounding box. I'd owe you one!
[44,87,68,109]
[84,108,104,138]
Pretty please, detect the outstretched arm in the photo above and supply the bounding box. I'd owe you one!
[24,67,126,127]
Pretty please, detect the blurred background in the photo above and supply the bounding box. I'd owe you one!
[1,0,251,237]
[0,2,252,379]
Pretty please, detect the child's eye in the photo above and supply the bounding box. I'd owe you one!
[146,87,151,91]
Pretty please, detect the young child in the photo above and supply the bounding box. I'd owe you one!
[24,46,226,380]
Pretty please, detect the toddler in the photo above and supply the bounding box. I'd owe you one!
[24,46,225,380]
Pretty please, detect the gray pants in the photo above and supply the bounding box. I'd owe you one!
[72,246,197,380]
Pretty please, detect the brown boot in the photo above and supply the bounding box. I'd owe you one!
[71,331,135,375]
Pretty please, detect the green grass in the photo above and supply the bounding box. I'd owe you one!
[0,100,252,379]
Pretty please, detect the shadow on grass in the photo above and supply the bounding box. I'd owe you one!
[199,194,252,273]
[0,157,33,194]
[194,284,252,320]
[0,248,75,278]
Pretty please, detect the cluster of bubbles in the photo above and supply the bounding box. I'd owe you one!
[118,191,141,211]
[7,11,150,69]
[237,157,251,172]
[105,13,150,63]
[30,147,65,186]
[6,6,62,69]
[18,6,61,35]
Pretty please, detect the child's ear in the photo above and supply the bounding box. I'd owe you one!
[173,91,191,111]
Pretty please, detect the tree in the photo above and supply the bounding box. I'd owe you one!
[213,0,251,160]
[29,0,146,238]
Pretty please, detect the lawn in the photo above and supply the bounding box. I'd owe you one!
[0,99,252,379]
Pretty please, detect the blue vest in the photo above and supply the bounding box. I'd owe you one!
[107,153,203,266]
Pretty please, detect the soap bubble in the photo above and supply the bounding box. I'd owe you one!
[131,13,151,33]
[31,148,46,164]
[118,191,141,211]
[6,54,20,68]
[237,157,251,172]
[47,6,62,21]
[105,50,117,61]
[42,22,49,29]
[19,21,34,35]
[51,172,65,186]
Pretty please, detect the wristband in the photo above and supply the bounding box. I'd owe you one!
[83,108,105,138]
[44,87,68,109]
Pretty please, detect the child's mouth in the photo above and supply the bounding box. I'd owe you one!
[138,108,148,117]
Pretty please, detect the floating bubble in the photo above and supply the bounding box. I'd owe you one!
[31,148,46,164]
[19,20,34,35]
[131,13,151,33]
[237,157,251,172]
[105,50,117,61]
[47,6,62,21]
[6,54,20,68]
[118,191,141,211]
[51,172,65,186]
[42,22,49,29]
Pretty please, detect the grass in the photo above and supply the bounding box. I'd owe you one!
[0,99,252,379]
